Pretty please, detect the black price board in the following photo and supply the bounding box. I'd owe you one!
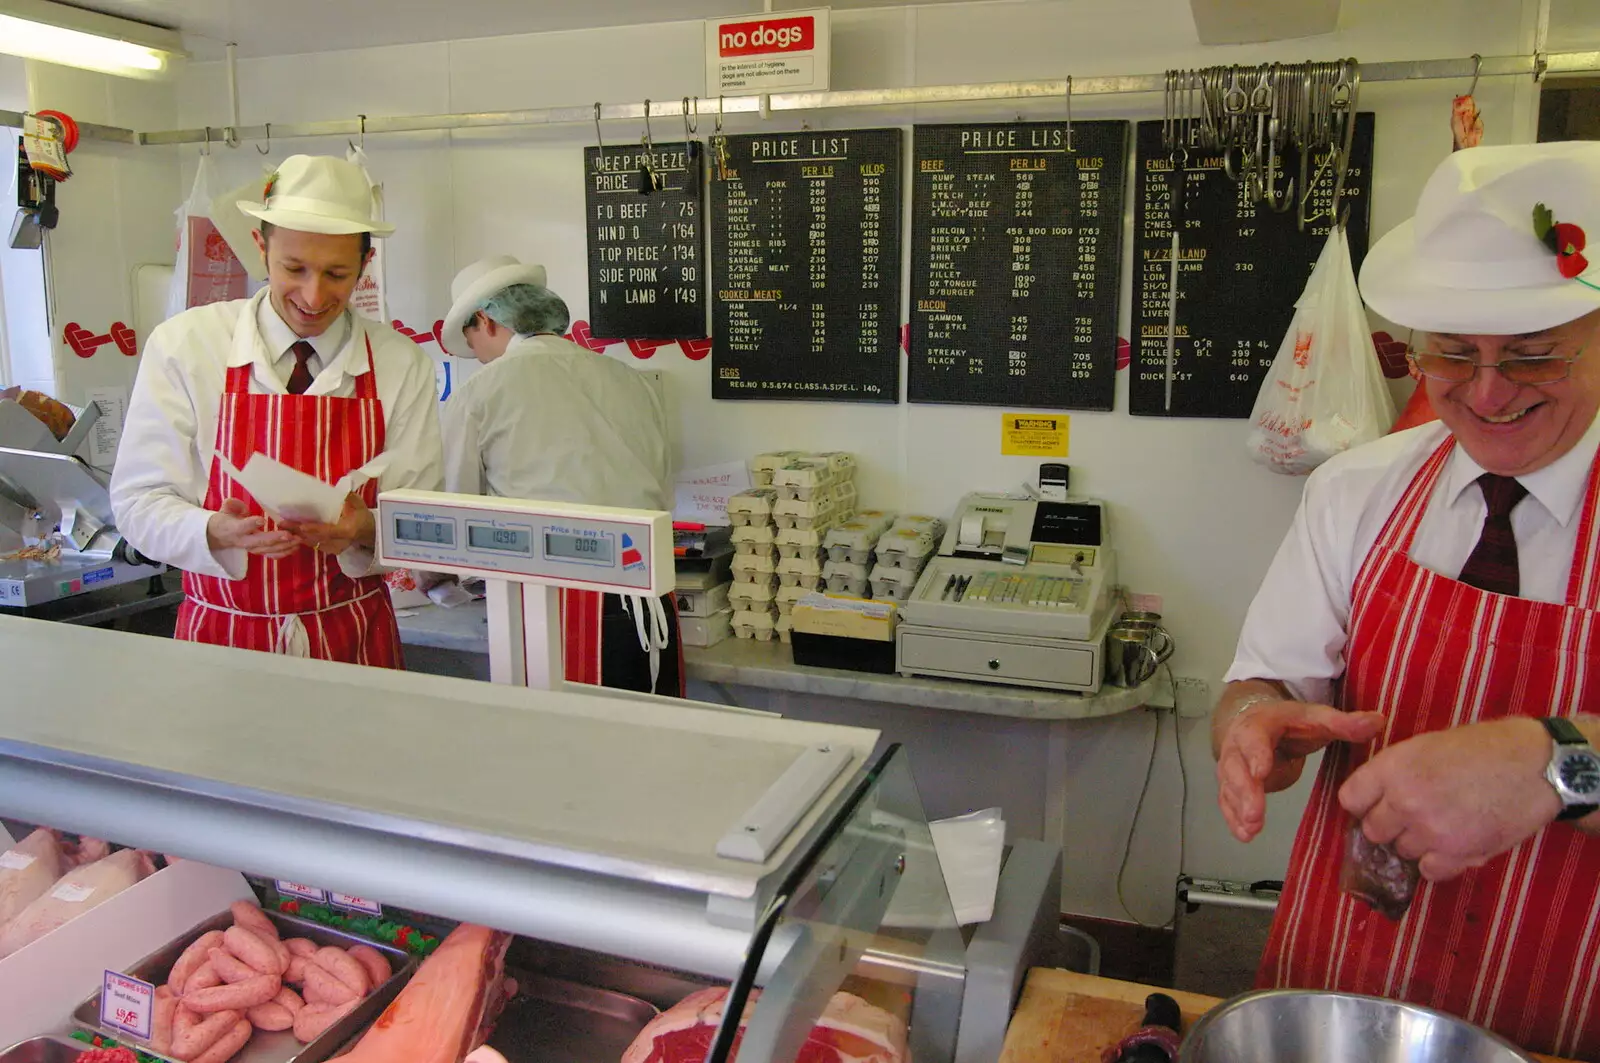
[583,141,706,340]
[710,129,902,402]
[908,121,1129,410]
[1129,113,1375,418]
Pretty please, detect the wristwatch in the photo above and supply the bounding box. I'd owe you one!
[1540,717,1600,821]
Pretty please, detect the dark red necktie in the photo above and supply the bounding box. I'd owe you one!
[286,340,316,395]
[1457,473,1529,596]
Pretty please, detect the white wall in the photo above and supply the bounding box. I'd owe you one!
[115,0,1544,919]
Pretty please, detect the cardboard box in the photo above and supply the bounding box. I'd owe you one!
[791,594,897,642]
[680,609,733,648]
[675,581,730,618]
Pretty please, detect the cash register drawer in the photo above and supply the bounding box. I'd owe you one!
[898,629,1100,692]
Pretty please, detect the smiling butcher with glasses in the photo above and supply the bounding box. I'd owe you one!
[1212,141,1600,1059]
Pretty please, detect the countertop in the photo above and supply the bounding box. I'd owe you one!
[394,600,1170,720]
[999,969,1568,1063]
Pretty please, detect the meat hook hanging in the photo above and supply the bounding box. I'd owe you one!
[592,103,607,174]
[712,95,730,181]
[1064,74,1074,152]
[256,123,272,156]
[638,99,660,195]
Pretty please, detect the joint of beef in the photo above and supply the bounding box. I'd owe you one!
[621,986,907,1063]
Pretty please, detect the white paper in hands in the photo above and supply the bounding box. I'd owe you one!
[221,453,348,524]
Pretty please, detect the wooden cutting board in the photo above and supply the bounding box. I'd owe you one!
[998,969,1568,1063]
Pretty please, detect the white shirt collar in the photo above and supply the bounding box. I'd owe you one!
[256,294,350,365]
[1442,411,1600,527]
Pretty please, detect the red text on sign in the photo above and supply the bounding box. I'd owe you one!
[719,16,815,57]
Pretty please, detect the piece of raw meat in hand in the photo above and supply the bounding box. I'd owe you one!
[620,986,908,1063]
[1340,818,1420,921]
[339,923,513,1063]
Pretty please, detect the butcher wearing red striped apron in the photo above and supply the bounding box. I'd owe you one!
[175,335,402,668]
[1259,435,1600,1058]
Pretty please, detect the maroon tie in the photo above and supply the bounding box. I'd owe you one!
[286,340,316,395]
[1456,473,1529,597]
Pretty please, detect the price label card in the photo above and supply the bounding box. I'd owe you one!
[275,880,327,903]
[51,881,95,903]
[0,850,35,871]
[328,892,383,916]
[101,971,155,1040]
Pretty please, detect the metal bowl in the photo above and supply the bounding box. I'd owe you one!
[1179,989,1539,1063]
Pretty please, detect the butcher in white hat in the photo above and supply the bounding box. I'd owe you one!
[438,256,677,696]
[1213,141,1600,1058]
[112,154,443,668]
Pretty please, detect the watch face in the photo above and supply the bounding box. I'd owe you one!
[1559,751,1600,798]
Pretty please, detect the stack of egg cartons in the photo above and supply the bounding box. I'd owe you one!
[822,509,895,599]
[871,513,945,604]
[727,485,779,642]
[772,453,858,644]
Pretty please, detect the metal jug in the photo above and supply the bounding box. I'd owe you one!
[1105,618,1175,688]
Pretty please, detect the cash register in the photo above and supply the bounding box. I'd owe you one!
[897,492,1115,693]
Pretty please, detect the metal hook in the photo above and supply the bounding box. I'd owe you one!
[715,95,725,134]
[593,102,606,174]
[683,96,699,137]
[641,99,654,150]
[1468,53,1481,97]
[638,100,660,195]
[201,126,211,156]
[1064,74,1074,152]
[256,123,271,155]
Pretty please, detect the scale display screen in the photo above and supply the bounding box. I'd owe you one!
[468,524,532,555]
[544,531,613,564]
[394,517,455,546]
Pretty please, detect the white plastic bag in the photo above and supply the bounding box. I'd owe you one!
[344,145,387,323]
[165,156,249,320]
[1246,226,1396,475]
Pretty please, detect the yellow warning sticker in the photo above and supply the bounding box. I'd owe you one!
[1001,412,1069,457]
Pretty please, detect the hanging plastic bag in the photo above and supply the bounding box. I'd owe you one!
[344,145,387,323]
[1246,226,1396,475]
[166,156,250,319]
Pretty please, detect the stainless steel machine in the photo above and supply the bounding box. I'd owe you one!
[898,493,1116,694]
[0,397,162,609]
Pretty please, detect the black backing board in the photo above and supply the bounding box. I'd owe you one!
[1129,112,1375,418]
[583,141,707,340]
[908,120,1130,410]
[710,128,903,402]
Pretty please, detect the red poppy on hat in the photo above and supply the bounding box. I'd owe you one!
[1533,202,1589,279]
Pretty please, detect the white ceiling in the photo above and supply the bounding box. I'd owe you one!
[49,0,989,59]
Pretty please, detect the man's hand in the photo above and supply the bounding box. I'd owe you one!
[1216,691,1385,843]
[206,498,300,559]
[279,494,376,556]
[1339,717,1560,883]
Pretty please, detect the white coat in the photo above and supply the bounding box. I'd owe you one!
[111,291,444,580]
[440,333,671,509]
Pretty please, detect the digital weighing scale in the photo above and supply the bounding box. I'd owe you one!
[376,489,674,689]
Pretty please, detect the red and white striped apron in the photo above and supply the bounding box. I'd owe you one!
[562,589,684,697]
[1259,436,1600,1059]
[175,334,403,669]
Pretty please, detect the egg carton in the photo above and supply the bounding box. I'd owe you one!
[875,528,936,571]
[731,552,779,579]
[776,584,817,616]
[773,507,843,532]
[777,525,831,552]
[728,576,778,604]
[727,488,778,525]
[825,575,870,597]
[870,563,920,602]
[824,558,871,582]
[890,514,946,540]
[824,521,880,565]
[732,608,778,641]
[771,459,838,493]
[731,523,777,548]
[777,555,825,587]
[812,452,858,479]
[775,614,794,644]
[734,542,778,560]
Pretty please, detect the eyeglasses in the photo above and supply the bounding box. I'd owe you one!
[1408,346,1586,386]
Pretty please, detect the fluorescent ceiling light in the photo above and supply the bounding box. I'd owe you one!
[0,0,185,79]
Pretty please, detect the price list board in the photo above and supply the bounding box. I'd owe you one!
[1129,112,1375,418]
[908,121,1130,410]
[710,129,903,402]
[584,141,707,340]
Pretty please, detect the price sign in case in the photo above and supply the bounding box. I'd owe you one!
[100,971,155,1040]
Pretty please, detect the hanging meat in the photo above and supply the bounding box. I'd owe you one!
[1451,95,1484,151]
[620,986,908,1063]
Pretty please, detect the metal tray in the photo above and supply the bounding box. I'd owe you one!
[72,908,414,1063]
[486,970,658,1063]
[0,1037,87,1063]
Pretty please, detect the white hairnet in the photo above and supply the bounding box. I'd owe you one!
[480,283,571,337]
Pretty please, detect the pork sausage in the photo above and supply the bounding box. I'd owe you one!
[283,938,317,958]
[285,956,307,986]
[191,1018,252,1063]
[207,947,258,985]
[224,925,286,975]
[170,1008,241,1061]
[312,946,370,996]
[167,931,225,994]
[300,962,357,1006]
[183,963,222,997]
[345,944,391,988]
[184,974,281,1013]
[293,1000,357,1044]
[246,1001,295,1032]
[229,901,279,939]
[275,986,305,1015]
[151,986,177,1054]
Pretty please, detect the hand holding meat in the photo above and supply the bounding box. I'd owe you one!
[1215,696,1385,842]
[1338,716,1563,882]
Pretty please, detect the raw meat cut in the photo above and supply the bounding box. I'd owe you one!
[620,987,908,1063]
[340,923,513,1063]
[1451,94,1484,151]
[0,847,155,957]
[0,829,65,932]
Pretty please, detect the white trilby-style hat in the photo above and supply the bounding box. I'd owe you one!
[440,255,549,356]
[1359,141,1600,334]
[237,154,394,236]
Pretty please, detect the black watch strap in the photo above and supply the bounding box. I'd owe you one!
[1542,716,1588,746]
[1541,717,1600,821]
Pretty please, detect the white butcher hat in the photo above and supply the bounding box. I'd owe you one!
[441,255,549,357]
[1359,141,1600,335]
[237,154,394,237]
